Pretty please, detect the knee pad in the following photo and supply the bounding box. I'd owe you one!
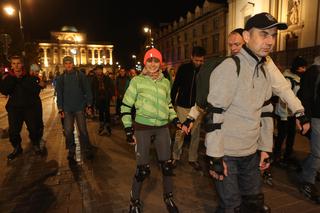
[135,164,151,182]
[241,193,264,213]
[160,160,173,176]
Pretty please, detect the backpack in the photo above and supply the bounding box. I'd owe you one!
[196,56,240,109]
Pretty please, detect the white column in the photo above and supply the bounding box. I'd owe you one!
[109,48,113,65]
[97,48,101,64]
[91,48,95,65]
[43,47,49,67]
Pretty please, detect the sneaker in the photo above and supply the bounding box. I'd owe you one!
[299,182,320,204]
[189,161,202,171]
[106,125,112,136]
[7,146,23,160]
[129,198,142,213]
[33,144,42,155]
[163,193,179,213]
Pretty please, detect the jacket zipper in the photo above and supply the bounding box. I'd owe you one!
[189,69,196,106]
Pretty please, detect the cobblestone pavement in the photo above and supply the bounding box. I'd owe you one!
[0,88,320,213]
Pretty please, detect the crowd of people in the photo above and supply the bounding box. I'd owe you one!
[0,12,320,213]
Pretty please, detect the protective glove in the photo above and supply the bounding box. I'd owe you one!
[208,157,224,176]
[182,117,195,128]
[172,117,182,129]
[125,127,135,144]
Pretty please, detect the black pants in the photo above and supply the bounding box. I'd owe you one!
[274,116,296,159]
[97,98,111,124]
[116,97,122,116]
[7,107,42,147]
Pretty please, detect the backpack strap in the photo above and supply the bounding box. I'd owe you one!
[230,55,241,76]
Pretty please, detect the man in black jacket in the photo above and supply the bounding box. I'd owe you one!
[171,46,206,170]
[0,56,43,160]
[297,55,320,203]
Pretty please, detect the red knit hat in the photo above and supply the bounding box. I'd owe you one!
[143,48,162,65]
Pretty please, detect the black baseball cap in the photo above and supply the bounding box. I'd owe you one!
[245,12,288,31]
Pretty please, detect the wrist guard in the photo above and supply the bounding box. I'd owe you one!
[172,117,181,128]
[125,127,134,144]
[295,112,310,125]
[182,117,195,128]
[208,157,224,176]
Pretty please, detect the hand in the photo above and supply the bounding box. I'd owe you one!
[259,151,271,171]
[182,117,195,134]
[86,106,93,116]
[208,157,228,181]
[125,127,136,145]
[58,110,64,118]
[295,112,310,135]
[38,80,46,88]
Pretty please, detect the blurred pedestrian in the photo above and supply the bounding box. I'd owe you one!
[0,56,43,160]
[55,56,94,161]
[171,46,206,170]
[92,65,115,135]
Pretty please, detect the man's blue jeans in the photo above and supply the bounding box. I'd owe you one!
[214,152,262,212]
[301,118,320,184]
[64,111,91,153]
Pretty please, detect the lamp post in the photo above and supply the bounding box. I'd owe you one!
[3,1,25,56]
[132,54,136,67]
[143,26,154,49]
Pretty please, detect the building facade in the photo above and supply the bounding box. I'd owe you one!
[38,26,114,75]
[155,0,320,72]
[228,0,320,66]
[154,0,227,71]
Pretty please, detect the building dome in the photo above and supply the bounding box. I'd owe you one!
[61,26,78,32]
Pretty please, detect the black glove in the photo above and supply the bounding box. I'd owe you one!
[125,127,135,144]
[208,157,224,176]
[295,112,310,125]
[182,117,195,128]
[295,112,310,134]
[172,117,181,129]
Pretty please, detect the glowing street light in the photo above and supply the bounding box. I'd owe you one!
[3,1,25,56]
[4,6,15,16]
[143,26,154,49]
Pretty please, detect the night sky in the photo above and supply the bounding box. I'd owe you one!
[2,0,226,67]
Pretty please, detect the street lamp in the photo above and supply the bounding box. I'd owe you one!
[132,54,136,66]
[3,1,25,56]
[143,26,154,49]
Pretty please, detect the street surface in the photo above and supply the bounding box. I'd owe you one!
[0,87,320,213]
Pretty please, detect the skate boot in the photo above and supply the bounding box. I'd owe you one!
[129,198,142,213]
[163,192,179,213]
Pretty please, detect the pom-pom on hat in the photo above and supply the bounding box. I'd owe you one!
[143,48,162,65]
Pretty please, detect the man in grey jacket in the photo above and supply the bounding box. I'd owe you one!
[206,13,310,213]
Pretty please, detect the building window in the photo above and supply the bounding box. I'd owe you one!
[213,17,219,30]
[184,44,189,59]
[202,23,208,34]
[201,38,208,49]
[166,40,170,48]
[171,48,175,62]
[177,46,181,60]
[193,29,197,38]
[177,35,181,44]
[212,34,219,54]
[193,40,198,46]
[184,32,188,42]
